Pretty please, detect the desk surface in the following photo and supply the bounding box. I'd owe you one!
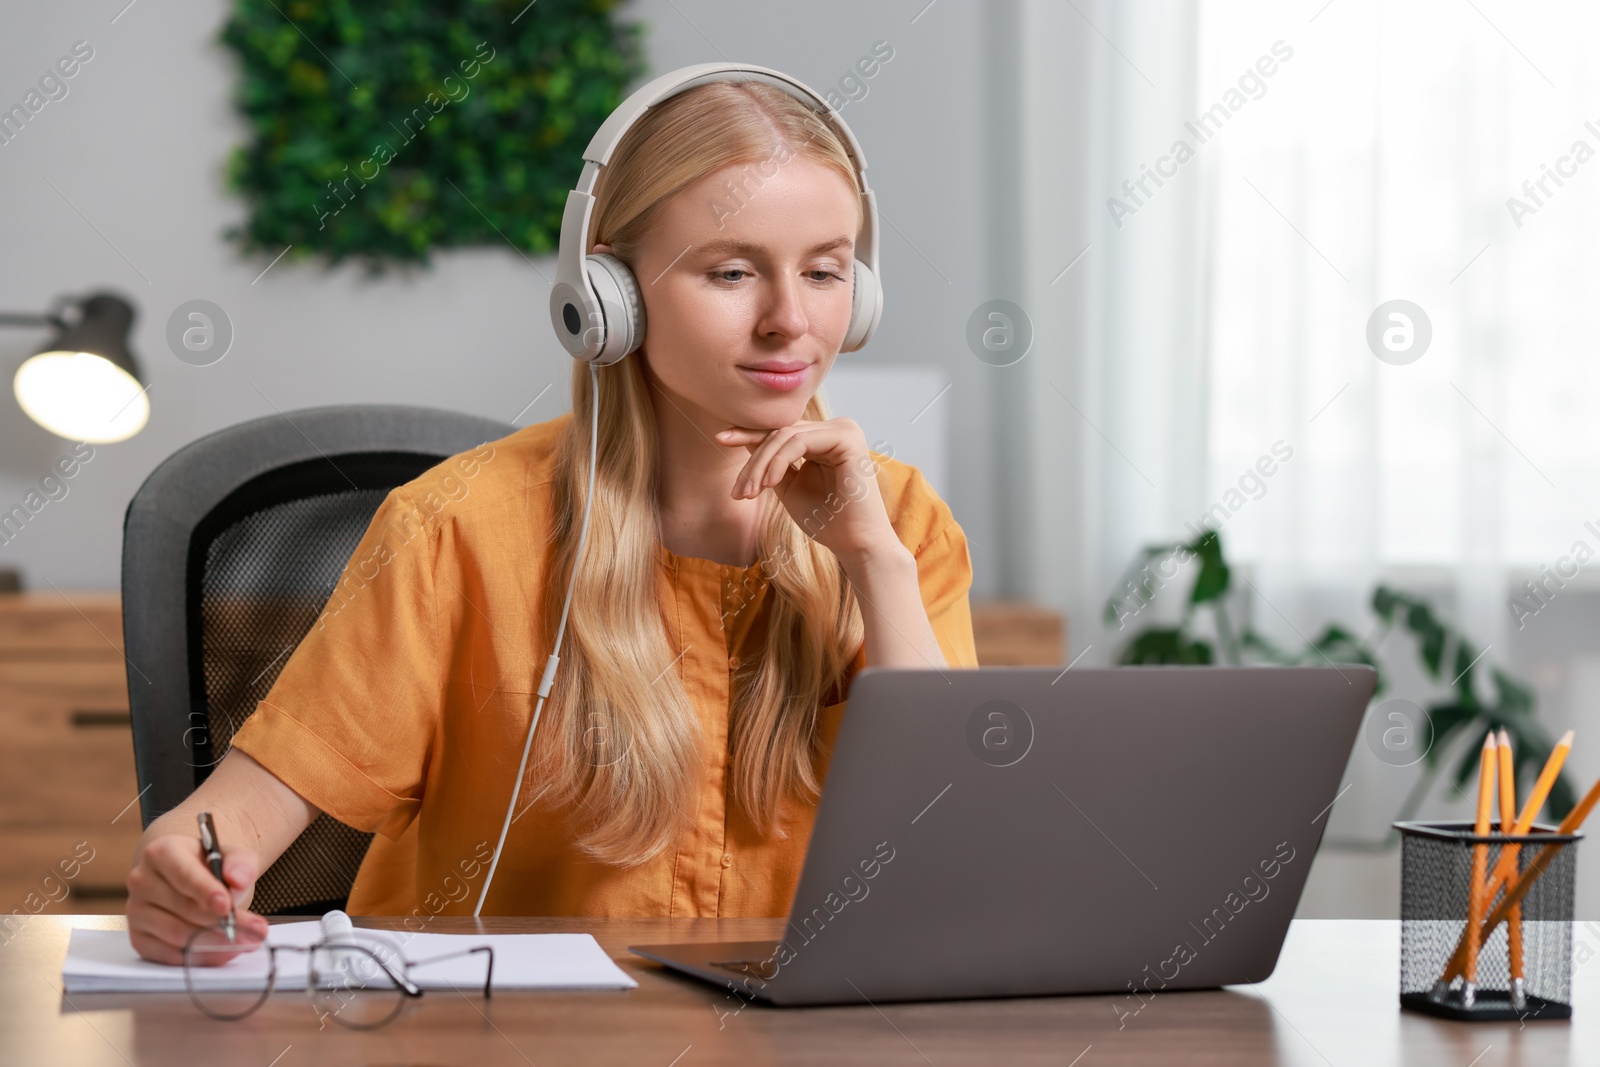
[5,916,1595,1065]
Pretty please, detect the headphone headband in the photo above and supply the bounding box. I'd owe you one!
[578,64,873,182]
[550,62,883,365]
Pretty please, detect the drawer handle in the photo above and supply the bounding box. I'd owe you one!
[69,709,132,729]
[69,884,129,900]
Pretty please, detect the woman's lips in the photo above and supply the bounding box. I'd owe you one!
[739,365,810,391]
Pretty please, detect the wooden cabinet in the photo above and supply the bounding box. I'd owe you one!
[971,600,1066,666]
[0,593,141,917]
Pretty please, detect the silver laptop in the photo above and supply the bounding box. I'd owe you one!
[630,664,1376,1006]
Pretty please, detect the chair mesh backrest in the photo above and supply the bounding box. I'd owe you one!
[189,452,441,915]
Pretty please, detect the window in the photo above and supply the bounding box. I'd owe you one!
[1199,0,1600,571]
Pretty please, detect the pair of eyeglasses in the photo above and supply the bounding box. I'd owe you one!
[182,921,494,1030]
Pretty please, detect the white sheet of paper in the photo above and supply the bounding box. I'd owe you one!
[62,921,321,994]
[389,929,637,991]
[62,921,636,994]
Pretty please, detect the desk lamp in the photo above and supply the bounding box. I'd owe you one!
[0,291,149,443]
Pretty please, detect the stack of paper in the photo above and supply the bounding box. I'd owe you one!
[62,920,638,994]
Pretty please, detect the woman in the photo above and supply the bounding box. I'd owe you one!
[125,76,977,965]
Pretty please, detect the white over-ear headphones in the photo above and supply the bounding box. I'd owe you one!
[547,61,885,366]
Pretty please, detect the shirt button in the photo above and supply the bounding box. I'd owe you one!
[722,853,733,867]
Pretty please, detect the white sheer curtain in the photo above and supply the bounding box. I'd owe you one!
[1199,0,1600,653]
[1014,0,1600,907]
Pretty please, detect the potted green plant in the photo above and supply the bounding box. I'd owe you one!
[1104,530,1575,823]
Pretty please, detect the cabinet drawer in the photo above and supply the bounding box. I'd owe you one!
[0,826,140,918]
[0,660,141,824]
[0,594,123,656]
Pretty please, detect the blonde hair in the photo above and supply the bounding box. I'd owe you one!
[528,80,868,865]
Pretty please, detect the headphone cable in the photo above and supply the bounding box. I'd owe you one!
[475,360,601,915]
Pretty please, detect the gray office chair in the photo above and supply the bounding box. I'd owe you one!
[122,405,515,914]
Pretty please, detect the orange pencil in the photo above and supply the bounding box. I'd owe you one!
[1486,730,1573,890]
[1462,732,1497,1006]
[1496,729,1525,1010]
[1439,730,1574,985]
[1448,771,1600,991]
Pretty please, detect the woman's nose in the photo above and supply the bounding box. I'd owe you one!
[758,276,808,339]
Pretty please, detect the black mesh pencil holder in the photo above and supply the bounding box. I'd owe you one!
[1396,820,1580,1022]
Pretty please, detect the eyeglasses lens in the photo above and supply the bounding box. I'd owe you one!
[309,942,406,1029]
[182,925,273,1021]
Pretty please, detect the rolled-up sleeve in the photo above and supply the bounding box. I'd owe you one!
[906,473,978,670]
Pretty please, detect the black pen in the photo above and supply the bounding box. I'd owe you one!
[197,812,235,943]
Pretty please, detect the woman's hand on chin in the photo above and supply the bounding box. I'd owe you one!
[713,418,905,570]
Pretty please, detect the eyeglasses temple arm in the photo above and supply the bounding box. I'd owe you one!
[404,945,496,999]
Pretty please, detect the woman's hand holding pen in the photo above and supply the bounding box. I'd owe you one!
[125,750,320,966]
[126,830,270,966]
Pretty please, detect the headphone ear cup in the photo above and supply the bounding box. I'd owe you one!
[840,257,883,353]
[583,252,647,363]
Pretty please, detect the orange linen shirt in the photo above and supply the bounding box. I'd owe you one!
[229,411,977,921]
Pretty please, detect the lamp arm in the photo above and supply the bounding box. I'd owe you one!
[0,312,69,329]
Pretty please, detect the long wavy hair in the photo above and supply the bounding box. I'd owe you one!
[526,80,868,866]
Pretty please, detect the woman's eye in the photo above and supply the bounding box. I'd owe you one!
[710,268,846,284]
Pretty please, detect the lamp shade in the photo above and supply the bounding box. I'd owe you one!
[13,292,148,443]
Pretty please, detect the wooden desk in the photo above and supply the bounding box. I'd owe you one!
[4,916,1594,1064]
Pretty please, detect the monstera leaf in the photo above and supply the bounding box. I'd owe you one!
[1374,587,1576,820]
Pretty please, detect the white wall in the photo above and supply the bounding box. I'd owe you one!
[0,0,1007,595]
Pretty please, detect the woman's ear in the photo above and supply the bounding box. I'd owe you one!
[592,241,614,255]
